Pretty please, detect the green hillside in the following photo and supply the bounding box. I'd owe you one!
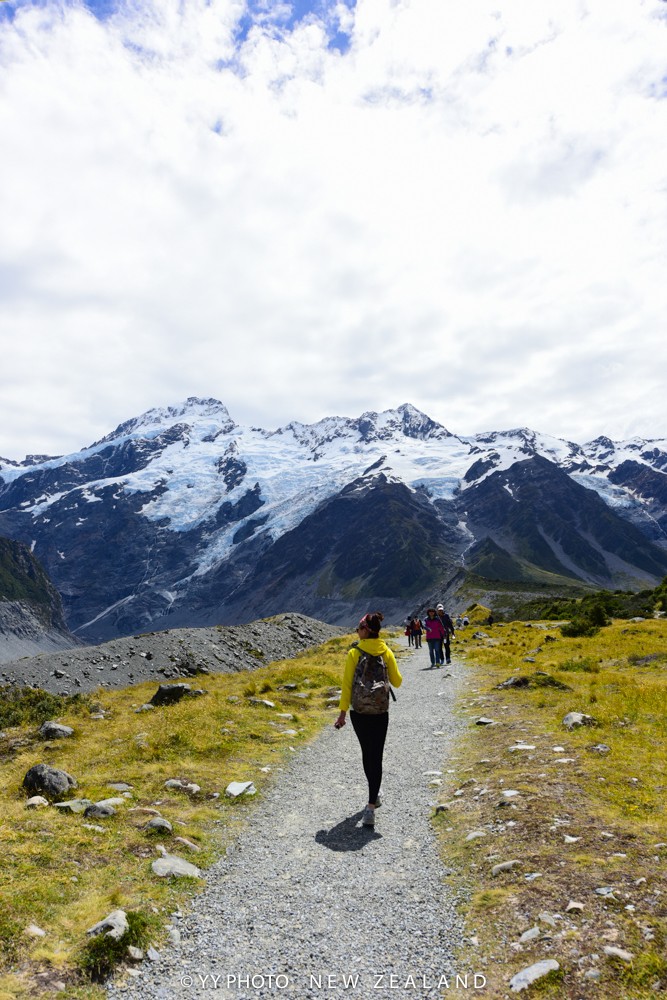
[0,537,54,606]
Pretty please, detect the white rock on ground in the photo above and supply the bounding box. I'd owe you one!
[86,910,128,941]
[604,946,634,962]
[151,847,201,879]
[509,959,560,992]
[107,637,468,999]
[225,781,256,798]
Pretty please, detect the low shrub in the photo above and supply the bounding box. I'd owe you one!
[560,619,599,638]
[558,656,599,673]
[78,910,159,981]
[0,686,93,729]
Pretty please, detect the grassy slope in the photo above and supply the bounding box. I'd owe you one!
[435,619,667,999]
[0,539,53,607]
[2,632,412,999]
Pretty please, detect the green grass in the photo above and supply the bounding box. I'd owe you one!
[434,617,667,999]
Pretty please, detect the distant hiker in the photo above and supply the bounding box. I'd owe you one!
[423,608,446,669]
[436,604,455,665]
[411,616,422,648]
[405,617,414,646]
[487,614,494,626]
[455,615,462,629]
[462,614,469,628]
[334,612,402,827]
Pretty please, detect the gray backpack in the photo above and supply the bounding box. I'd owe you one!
[351,644,391,714]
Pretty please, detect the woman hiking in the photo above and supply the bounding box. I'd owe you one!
[423,607,446,668]
[334,612,402,827]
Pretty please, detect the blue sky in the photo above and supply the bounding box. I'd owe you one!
[0,0,667,458]
[0,0,356,49]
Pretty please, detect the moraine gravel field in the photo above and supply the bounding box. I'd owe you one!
[0,614,347,695]
[108,639,472,1000]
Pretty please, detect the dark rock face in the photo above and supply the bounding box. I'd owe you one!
[23,763,77,799]
[208,473,457,625]
[456,456,667,585]
[609,461,667,535]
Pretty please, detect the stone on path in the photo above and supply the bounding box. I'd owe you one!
[23,764,77,800]
[144,817,173,833]
[25,924,46,937]
[107,782,133,792]
[492,859,521,876]
[134,704,155,713]
[127,946,144,961]
[475,717,496,726]
[509,959,560,992]
[83,802,116,819]
[129,806,162,817]
[585,969,601,981]
[564,835,581,843]
[25,795,49,809]
[519,926,540,943]
[539,912,557,927]
[604,946,633,962]
[167,926,181,946]
[174,836,201,853]
[151,847,201,878]
[38,721,74,739]
[562,711,596,729]
[54,798,93,814]
[149,683,191,706]
[82,824,105,833]
[225,781,256,798]
[465,830,487,841]
[165,778,201,794]
[86,909,129,941]
[566,901,584,912]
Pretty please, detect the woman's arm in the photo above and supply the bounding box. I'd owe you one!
[385,646,402,688]
[338,647,360,712]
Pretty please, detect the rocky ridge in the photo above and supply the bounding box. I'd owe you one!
[0,613,347,696]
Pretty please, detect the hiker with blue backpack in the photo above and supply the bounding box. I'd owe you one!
[334,612,402,827]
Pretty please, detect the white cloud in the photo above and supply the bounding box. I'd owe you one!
[0,0,666,458]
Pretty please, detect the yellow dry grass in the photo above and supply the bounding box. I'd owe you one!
[0,631,372,997]
[436,618,667,999]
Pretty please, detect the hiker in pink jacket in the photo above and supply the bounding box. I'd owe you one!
[423,608,446,669]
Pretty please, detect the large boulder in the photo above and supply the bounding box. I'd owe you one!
[38,721,74,740]
[23,764,77,801]
[149,684,191,706]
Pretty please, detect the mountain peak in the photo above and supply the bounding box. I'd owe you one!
[90,398,235,448]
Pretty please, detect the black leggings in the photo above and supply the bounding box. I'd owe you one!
[350,711,389,806]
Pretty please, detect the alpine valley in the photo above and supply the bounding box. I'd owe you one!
[2,398,667,643]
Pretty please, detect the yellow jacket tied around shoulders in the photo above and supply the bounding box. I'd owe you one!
[338,638,402,712]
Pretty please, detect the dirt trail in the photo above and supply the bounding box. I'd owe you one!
[109,640,472,999]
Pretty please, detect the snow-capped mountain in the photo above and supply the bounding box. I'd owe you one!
[1,398,667,640]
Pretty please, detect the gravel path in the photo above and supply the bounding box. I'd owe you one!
[110,640,469,999]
